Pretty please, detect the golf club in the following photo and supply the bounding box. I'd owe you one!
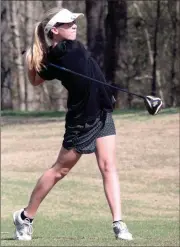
[49,63,163,115]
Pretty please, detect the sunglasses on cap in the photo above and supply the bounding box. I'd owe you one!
[54,20,76,27]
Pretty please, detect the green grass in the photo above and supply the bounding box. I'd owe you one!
[1,111,179,246]
[1,110,66,118]
[1,107,179,118]
[1,217,179,246]
[1,174,179,246]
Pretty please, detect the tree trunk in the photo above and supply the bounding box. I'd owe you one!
[176,0,180,106]
[24,0,36,111]
[151,0,160,96]
[11,1,26,111]
[41,0,62,11]
[85,0,106,70]
[168,0,179,106]
[6,0,19,110]
[1,1,13,110]
[56,1,63,8]
[104,0,128,108]
[133,1,165,104]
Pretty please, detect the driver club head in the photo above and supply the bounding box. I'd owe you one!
[144,95,163,115]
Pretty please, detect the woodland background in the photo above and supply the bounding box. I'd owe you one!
[1,0,180,111]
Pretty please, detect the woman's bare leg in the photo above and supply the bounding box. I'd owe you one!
[95,135,122,221]
[24,147,81,218]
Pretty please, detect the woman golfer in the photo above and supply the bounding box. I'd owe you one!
[13,8,133,241]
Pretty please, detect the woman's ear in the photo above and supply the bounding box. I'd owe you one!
[51,27,59,35]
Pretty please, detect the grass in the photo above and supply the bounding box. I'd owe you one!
[1,110,66,118]
[1,110,179,246]
[1,218,179,246]
[1,106,179,118]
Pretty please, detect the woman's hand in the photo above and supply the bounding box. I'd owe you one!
[27,67,45,86]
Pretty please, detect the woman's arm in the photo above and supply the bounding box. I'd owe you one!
[27,67,45,86]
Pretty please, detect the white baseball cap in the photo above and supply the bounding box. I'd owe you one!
[44,9,84,34]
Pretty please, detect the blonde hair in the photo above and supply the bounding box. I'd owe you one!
[26,8,64,72]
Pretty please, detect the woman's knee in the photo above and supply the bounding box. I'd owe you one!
[51,147,81,180]
[98,158,117,176]
[51,162,71,180]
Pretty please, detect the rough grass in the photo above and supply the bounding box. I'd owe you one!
[1,111,179,246]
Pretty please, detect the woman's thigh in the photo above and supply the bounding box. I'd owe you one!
[52,146,81,172]
[95,135,116,171]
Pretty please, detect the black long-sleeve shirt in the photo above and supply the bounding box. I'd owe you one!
[38,40,113,124]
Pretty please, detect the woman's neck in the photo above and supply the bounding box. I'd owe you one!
[52,38,64,48]
[52,41,59,48]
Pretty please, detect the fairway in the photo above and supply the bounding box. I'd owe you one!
[1,111,179,246]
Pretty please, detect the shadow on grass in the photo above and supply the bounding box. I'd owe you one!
[1,236,111,241]
[1,237,40,240]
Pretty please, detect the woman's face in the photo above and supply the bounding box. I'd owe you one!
[51,21,77,41]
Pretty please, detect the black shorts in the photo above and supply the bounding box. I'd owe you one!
[62,112,116,154]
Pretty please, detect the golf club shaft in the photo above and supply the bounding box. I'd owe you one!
[49,63,145,100]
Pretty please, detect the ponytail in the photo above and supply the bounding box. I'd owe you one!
[26,22,48,72]
[25,7,62,72]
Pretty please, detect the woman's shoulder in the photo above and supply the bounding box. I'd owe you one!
[49,40,86,57]
[64,40,86,49]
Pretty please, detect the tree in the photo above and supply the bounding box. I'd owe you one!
[1,0,14,110]
[151,0,160,96]
[10,1,26,110]
[168,0,179,106]
[85,0,106,70]
[133,1,165,104]
[104,0,128,108]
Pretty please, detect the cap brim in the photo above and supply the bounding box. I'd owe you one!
[44,11,84,34]
[63,13,84,23]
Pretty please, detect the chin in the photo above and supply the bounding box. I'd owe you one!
[69,34,77,40]
[68,37,76,40]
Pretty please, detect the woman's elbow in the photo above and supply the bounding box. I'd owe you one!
[30,79,44,86]
[29,74,45,86]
